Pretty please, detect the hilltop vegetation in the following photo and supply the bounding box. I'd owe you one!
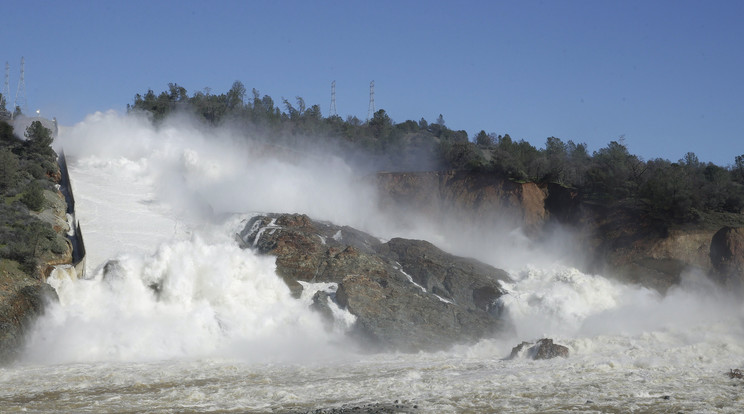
[130,83,744,227]
[0,120,67,275]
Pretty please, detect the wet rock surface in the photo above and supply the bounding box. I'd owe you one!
[237,213,512,351]
[508,338,569,360]
[302,401,418,413]
[710,226,744,289]
[0,270,57,363]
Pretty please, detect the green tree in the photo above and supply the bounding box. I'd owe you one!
[489,134,542,181]
[21,180,45,211]
[639,159,698,219]
[0,148,19,190]
[585,141,643,201]
[0,121,14,145]
[168,83,188,102]
[396,120,419,133]
[543,136,568,183]
[702,163,729,211]
[681,152,700,168]
[565,140,590,186]
[439,141,485,170]
[733,154,744,184]
[369,109,393,139]
[25,121,53,151]
[475,130,493,147]
[226,80,247,111]
[283,96,306,120]
[305,104,322,120]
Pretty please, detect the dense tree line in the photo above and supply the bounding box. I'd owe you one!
[129,82,471,167]
[130,83,744,223]
[0,121,66,274]
[470,132,744,221]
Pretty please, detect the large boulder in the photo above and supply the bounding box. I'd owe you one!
[237,213,513,351]
[710,226,744,289]
[508,338,569,360]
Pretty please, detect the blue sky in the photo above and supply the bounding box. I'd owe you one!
[2,0,742,165]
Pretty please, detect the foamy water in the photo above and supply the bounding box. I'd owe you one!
[1,112,743,412]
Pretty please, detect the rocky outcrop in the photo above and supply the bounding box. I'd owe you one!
[581,206,744,292]
[508,338,569,360]
[0,263,57,363]
[598,223,717,292]
[34,187,74,278]
[710,227,744,289]
[375,171,744,293]
[375,170,550,235]
[237,213,512,352]
[1,151,72,363]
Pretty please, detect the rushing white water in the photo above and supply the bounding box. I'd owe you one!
[1,111,743,413]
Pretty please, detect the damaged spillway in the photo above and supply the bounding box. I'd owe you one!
[56,149,86,279]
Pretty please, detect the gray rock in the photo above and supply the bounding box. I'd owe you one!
[509,338,569,360]
[710,226,744,289]
[375,238,510,315]
[302,401,418,413]
[310,290,335,327]
[237,213,513,352]
[0,278,57,363]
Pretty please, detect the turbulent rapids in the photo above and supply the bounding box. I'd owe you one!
[1,111,743,412]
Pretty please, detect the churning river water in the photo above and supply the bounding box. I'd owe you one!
[1,112,742,413]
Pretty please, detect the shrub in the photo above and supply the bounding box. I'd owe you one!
[0,148,19,190]
[20,181,45,211]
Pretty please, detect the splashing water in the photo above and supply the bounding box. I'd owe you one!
[2,111,743,413]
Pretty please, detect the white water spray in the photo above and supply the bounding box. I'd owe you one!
[3,110,743,412]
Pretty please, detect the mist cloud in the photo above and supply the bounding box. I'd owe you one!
[53,110,744,352]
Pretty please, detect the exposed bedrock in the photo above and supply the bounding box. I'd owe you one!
[237,213,513,352]
[710,226,744,290]
[375,170,551,236]
[1,153,71,364]
[375,170,744,293]
[0,264,58,363]
[508,338,569,360]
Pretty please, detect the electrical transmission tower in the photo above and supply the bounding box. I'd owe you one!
[329,80,337,117]
[14,56,26,115]
[367,80,375,121]
[2,62,8,111]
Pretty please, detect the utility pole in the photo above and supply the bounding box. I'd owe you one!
[367,80,375,121]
